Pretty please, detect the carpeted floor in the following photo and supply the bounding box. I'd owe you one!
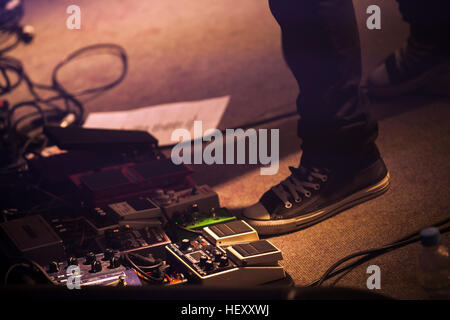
[6,0,450,299]
[190,96,450,299]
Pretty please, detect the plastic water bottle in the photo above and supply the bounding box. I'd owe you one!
[417,227,450,297]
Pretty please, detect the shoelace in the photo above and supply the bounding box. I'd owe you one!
[271,166,328,209]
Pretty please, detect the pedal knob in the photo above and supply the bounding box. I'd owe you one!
[67,256,78,266]
[117,275,126,286]
[219,256,229,267]
[158,194,171,205]
[109,256,120,269]
[213,250,223,262]
[154,189,165,197]
[85,252,96,265]
[48,261,60,273]
[191,204,200,221]
[91,260,102,273]
[204,260,214,271]
[167,190,176,198]
[180,238,190,250]
[199,255,208,266]
[210,208,217,219]
[103,248,114,261]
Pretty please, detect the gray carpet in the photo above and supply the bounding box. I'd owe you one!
[6,0,450,299]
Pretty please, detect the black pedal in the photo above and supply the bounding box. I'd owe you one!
[86,196,164,235]
[94,196,162,221]
[202,220,259,246]
[45,215,99,258]
[165,235,237,281]
[44,125,158,153]
[100,225,171,257]
[0,215,66,265]
[151,185,220,219]
[70,158,193,204]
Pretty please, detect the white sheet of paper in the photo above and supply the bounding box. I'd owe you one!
[83,96,230,146]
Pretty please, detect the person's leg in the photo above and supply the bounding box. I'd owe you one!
[243,0,389,235]
[368,0,450,97]
[269,0,378,167]
[397,0,450,50]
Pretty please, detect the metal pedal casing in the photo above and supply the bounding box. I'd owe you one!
[226,240,283,267]
[202,220,259,246]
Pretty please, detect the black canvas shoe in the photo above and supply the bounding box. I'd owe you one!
[242,157,390,236]
[367,38,450,98]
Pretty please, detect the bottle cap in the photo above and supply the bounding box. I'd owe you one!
[420,227,441,247]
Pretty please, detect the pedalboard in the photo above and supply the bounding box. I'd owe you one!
[1,126,292,289]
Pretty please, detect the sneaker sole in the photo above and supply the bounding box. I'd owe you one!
[246,172,390,236]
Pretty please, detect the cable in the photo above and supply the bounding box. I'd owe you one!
[126,252,163,269]
[4,262,28,285]
[308,218,450,287]
[311,223,450,287]
[51,43,128,100]
[176,224,203,235]
[4,258,58,285]
[0,43,128,171]
[122,253,166,283]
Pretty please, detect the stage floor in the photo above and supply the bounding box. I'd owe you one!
[7,0,450,299]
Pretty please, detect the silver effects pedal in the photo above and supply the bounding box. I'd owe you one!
[165,220,285,286]
[226,240,283,267]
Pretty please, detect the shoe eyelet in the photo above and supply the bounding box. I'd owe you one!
[304,191,311,198]
[313,184,320,190]
[294,198,302,203]
[284,201,292,209]
[321,176,328,182]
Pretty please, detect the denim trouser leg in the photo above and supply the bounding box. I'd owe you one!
[396,0,450,51]
[268,0,379,167]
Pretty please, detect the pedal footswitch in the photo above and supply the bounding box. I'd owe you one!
[226,240,283,266]
[202,220,259,246]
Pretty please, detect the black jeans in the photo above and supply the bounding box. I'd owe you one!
[397,0,450,50]
[268,0,449,167]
